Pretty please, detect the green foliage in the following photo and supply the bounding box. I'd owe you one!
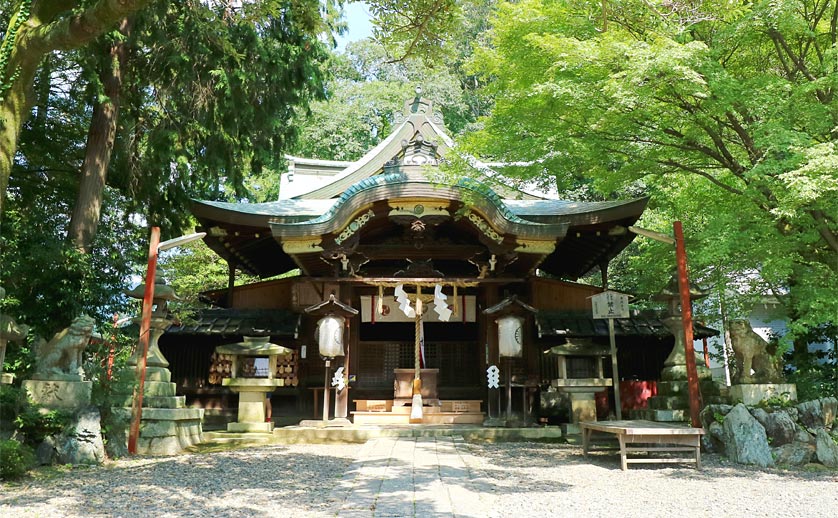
[713,411,725,424]
[785,336,838,401]
[156,240,254,311]
[292,5,494,162]
[0,384,22,424]
[463,0,838,341]
[0,386,71,446]
[0,439,35,480]
[755,393,796,409]
[108,1,334,230]
[84,327,138,408]
[14,407,71,446]
[367,0,461,63]
[0,180,142,341]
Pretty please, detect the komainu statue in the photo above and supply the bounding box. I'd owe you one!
[32,315,96,381]
[729,319,783,384]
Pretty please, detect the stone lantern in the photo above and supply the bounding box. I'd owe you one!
[121,283,204,455]
[651,275,710,382]
[638,276,724,423]
[124,283,179,375]
[217,336,291,432]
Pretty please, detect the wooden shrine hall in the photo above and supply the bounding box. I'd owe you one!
[159,96,716,427]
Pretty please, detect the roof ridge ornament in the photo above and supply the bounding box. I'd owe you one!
[393,89,444,126]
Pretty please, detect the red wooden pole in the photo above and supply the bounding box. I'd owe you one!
[674,221,702,428]
[128,226,160,454]
[106,313,118,381]
[702,336,711,369]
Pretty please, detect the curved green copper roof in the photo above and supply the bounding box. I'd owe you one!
[269,171,568,240]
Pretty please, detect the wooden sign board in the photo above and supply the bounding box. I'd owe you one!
[591,291,630,320]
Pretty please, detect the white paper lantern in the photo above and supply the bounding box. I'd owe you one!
[316,315,345,358]
[497,315,524,358]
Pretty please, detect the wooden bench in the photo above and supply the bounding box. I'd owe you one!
[580,420,705,471]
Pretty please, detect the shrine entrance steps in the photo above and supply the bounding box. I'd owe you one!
[352,399,484,426]
[199,423,563,448]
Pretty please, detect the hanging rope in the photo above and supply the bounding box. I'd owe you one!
[367,279,478,289]
[453,285,459,316]
[414,288,422,380]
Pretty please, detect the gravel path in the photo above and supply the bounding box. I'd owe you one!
[2,440,836,518]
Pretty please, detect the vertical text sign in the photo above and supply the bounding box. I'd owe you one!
[591,291,630,320]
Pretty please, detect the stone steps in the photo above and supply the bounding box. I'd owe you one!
[352,411,485,425]
[201,424,564,447]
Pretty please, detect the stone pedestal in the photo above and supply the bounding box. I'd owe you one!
[636,316,726,422]
[569,392,598,423]
[22,379,92,409]
[729,384,797,406]
[550,376,612,434]
[115,316,204,454]
[222,378,279,433]
[113,365,205,455]
[136,407,205,455]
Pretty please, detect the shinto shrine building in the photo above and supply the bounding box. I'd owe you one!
[159,96,715,427]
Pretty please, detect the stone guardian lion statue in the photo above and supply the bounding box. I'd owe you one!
[729,319,783,384]
[32,315,96,381]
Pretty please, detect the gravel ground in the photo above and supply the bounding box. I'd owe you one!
[466,442,838,518]
[2,440,836,518]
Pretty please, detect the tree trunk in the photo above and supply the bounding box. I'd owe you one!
[68,18,130,253]
[0,3,45,216]
[0,0,151,218]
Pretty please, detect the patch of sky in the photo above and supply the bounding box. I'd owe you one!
[335,1,373,51]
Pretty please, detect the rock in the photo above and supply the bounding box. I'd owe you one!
[772,442,815,466]
[699,404,732,430]
[751,408,797,447]
[722,403,774,467]
[703,421,725,453]
[35,436,57,465]
[815,428,838,468]
[821,397,837,430]
[102,407,130,459]
[796,399,825,429]
[56,407,105,465]
[795,426,815,444]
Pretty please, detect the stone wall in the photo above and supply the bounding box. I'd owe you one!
[700,397,838,468]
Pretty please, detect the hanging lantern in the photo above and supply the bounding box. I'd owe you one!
[316,315,345,358]
[497,315,524,358]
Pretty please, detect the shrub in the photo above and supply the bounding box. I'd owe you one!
[14,407,72,446]
[0,385,72,446]
[0,385,24,427]
[0,439,35,480]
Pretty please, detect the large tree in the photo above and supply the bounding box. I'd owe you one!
[292,1,496,161]
[464,0,838,342]
[0,0,152,216]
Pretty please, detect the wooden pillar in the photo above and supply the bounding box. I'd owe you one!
[674,221,702,428]
[335,285,353,419]
[483,285,499,416]
[600,261,609,290]
[226,260,236,308]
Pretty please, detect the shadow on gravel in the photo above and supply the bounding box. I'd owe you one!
[0,444,355,517]
[467,442,838,482]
